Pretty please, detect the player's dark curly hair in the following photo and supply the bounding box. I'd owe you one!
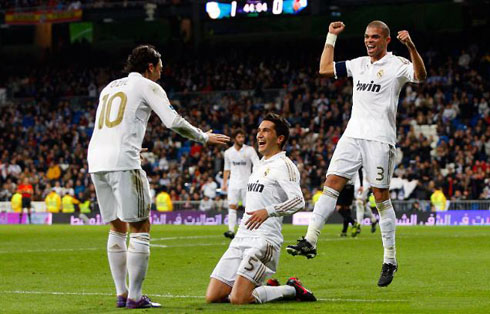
[124,45,161,74]
[263,113,290,149]
[233,129,245,139]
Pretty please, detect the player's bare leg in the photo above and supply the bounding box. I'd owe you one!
[372,187,397,287]
[225,204,238,239]
[206,278,232,303]
[287,175,347,258]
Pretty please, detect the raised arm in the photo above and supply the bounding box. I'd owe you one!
[145,83,229,145]
[319,21,345,77]
[397,30,427,81]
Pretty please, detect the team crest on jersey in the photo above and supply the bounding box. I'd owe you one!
[264,168,270,177]
[377,69,384,78]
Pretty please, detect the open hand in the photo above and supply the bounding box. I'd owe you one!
[245,209,269,230]
[206,130,230,145]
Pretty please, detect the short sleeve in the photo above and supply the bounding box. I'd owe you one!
[396,57,417,84]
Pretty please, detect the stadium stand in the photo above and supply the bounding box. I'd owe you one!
[0,42,488,209]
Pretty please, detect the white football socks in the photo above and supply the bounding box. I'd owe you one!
[252,285,296,303]
[376,200,396,265]
[127,232,150,301]
[305,187,339,247]
[228,208,237,232]
[365,204,377,223]
[355,200,364,224]
[107,230,128,296]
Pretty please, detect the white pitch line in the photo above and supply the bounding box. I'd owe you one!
[151,242,227,249]
[152,235,221,241]
[0,247,100,254]
[2,290,407,302]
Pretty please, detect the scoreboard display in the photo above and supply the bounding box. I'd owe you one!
[205,0,308,19]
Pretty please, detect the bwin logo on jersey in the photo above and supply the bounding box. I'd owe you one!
[356,80,381,93]
[232,161,247,166]
[247,181,265,193]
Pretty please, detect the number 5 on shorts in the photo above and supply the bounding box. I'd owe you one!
[376,166,385,181]
[244,256,258,271]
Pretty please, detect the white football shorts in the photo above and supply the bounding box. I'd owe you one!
[327,136,396,189]
[227,188,247,207]
[210,237,279,287]
[91,169,151,223]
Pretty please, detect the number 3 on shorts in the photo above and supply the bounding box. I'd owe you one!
[376,166,385,181]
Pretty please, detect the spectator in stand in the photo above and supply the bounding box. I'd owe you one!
[46,161,61,181]
[199,195,214,212]
[10,191,22,213]
[155,186,173,212]
[45,187,61,213]
[201,176,218,199]
[431,183,447,212]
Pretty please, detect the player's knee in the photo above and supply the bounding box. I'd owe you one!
[229,204,237,210]
[229,293,252,305]
[205,293,221,304]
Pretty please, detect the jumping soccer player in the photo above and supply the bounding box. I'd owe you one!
[87,45,229,309]
[223,129,259,239]
[206,113,316,305]
[287,20,426,287]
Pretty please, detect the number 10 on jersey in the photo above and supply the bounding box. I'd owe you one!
[98,92,127,129]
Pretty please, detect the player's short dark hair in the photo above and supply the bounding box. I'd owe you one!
[262,113,290,149]
[124,45,161,74]
[367,20,390,38]
[233,129,245,139]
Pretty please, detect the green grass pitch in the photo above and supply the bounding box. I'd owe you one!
[0,224,489,313]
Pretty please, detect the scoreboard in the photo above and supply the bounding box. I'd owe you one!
[205,0,308,19]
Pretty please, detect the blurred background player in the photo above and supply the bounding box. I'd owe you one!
[336,180,356,237]
[353,167,378,235]
[287,20,426,287]
[206,113,315,305]
[222,129,259,239]
[87,45,229,309]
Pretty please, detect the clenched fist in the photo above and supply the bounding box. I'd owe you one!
[397,30,415,49]
[329,21,345,35]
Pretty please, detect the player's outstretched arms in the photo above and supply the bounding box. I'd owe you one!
[319,21,345,77]
[397,30,427,81]
[206,130,230,145]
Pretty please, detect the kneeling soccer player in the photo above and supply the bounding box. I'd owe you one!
[206,113,316,305]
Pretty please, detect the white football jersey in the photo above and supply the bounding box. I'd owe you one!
[88,72,208,173]
[223,145,259,190]
[235,151,305,249]
[337,52,417,146]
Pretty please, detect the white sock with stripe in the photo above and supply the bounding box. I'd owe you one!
[228,208,237,232]
[107,230,128,296]
[355,200,364,224]
[365,205,376,223]
[376,200,396,265]
[305,187,339,247]
[252,285,296,303]
[127,232,150,301]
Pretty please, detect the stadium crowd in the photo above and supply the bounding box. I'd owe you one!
[0,0,185,10]
[0,44,489,211]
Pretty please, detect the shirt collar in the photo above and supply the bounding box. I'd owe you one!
[261,151,286,163]
[371,52,392,65]
[128,72,143,78]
